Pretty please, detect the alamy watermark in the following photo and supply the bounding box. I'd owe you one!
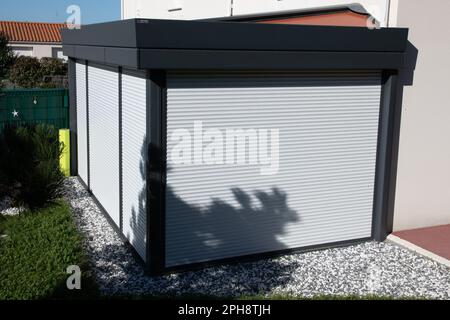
[66,5,81,29]
[66,265,81,290]
[366,5,382,30]
[169,121,280,175]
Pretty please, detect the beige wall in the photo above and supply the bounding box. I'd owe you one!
[9,42,64,59]
[392,0,450,231]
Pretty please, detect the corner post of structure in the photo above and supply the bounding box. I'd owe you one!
[146,70,167,275]
[68,58,78,176]
[372,70,400,241]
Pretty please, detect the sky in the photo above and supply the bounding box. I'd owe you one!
[0,0,121,24]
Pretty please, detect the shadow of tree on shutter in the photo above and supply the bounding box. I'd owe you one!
[123,141,302,296]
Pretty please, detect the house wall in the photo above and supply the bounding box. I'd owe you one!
[391,0,450,231]
[121,0,232,20]
[233,0,389,26]
[121,0,390,26]
[9,42,66,60]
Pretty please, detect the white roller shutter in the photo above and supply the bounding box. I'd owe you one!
[75,62,88,184]
[121,70,147,261]
[88,64,120,227]
[165,71,382,267]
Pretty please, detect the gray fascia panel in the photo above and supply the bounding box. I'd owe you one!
[61,19,138,48]
[62,19,408,53]
[63,45,139,69]
[134,19,408,52]
[62,19,409,70]
[64,46,405,71]
[105,47,139,69]
[138,49,405,70]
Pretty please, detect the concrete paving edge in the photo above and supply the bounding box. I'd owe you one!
[386,234,450,268]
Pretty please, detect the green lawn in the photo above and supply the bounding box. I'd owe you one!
[0,201,97,300]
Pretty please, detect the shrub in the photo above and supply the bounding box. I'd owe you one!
[40,57,67,76]
[0,124,64,209]
[8,56,43,88]
[0,31,16,80]
[40,58,68,88]
[8,56,67,88]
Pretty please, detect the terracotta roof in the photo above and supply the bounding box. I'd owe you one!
[257,10,374,28]
[214,4,379,27]
[0,21,66,43]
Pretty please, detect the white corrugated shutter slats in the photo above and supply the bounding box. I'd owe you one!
[121,70,147,261]
[75,62,88,184]
[165,71,382,267]
[88,64,120,227]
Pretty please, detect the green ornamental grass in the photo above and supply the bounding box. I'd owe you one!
[0,124,65,209]
[0,201,97,300]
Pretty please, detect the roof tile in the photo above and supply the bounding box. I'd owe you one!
[0,21,66,43]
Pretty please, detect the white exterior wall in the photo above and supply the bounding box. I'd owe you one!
[9,42,65,60]
[391,0,450,231]
[121,0,390,26]
[122,0,231,20]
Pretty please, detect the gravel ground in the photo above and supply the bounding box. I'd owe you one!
[0,196,25,216]
[64,177,450,299]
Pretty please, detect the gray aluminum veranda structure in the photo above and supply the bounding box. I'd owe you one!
[62,19,408,275]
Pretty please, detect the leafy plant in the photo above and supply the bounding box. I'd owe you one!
[0,31,15,80]
[40,58,68,88]
[8,56,67,88]
[0,124,64,209]
[40,57,67,76]
[8,56,43,88]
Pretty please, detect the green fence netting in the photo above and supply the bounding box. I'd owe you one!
[0,88,69,132]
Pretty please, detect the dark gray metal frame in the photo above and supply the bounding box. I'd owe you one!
[85,61,91,189]
[118,67,123,232]
[62,19,407,52]
[62,19,408,71]
[146,70,167,274]
[68,58,78,177]
[372,71,399,241]
[64,19,409,275]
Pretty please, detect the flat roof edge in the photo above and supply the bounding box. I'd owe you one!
[62,19,408,54]
[65,46,406,71]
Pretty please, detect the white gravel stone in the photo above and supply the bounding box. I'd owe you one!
[64,177,450,299]
[0,196,26,216]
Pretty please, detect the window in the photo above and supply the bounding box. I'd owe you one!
[11,46,33,57]
[52,47,67,61]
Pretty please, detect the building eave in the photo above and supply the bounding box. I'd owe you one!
[62,19,408,70]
